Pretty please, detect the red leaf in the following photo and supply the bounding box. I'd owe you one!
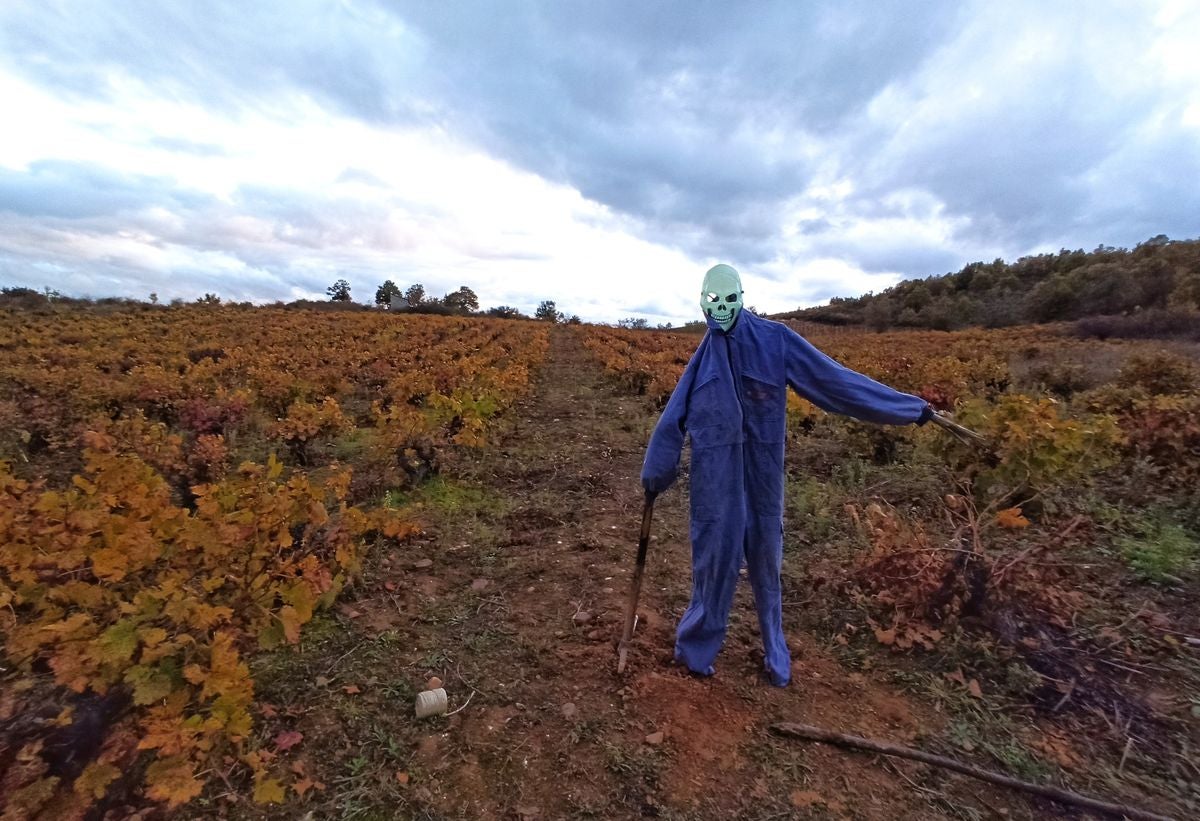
[274,730,304,751]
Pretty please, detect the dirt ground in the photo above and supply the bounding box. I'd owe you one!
[230,327,1159,820]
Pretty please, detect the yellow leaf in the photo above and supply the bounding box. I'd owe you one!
[282,581,315,623]
[124,664,177,705]
[258,620,284,650]
[138,627,169,648]
[254,777,286,804]
[995,507,1031,529]
[90,547,129,581]
[5,776,60,818]
[145,756,203,807]
[183,664,207,685]
[74,761,120,799]
[98,619,139,664]
[279,606,303,645]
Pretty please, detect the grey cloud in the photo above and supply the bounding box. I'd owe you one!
[1070,122,1200,250]
[844,5,1192,258]
[336,168,389,187]
[147,136,227,157]
[621,302,672,316]
[810,238,965,279]
[389,2,963,261]
[0,1,962,265]
[0,160,213,219]
[0,2,431,124]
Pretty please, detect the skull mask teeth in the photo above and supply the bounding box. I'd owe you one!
[700,265,743,332]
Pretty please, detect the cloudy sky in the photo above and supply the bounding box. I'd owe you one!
[1,1,1197,324]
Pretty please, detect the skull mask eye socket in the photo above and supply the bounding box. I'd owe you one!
[725,293,738,303]
[706,292,720,303]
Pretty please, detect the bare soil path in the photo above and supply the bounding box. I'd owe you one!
[248,327,1060,820]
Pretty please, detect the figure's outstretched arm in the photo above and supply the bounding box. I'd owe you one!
[783,327,930,426]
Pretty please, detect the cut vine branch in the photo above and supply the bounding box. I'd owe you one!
[770,722,1175,821]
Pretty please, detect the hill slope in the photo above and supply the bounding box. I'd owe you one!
[776,235,1200,331]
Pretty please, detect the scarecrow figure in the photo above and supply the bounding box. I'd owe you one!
[642,264,980,686]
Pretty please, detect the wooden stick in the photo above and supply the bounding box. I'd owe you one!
[617,491,655,673]
[770,722,1175,821]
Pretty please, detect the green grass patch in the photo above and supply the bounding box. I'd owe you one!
[329,426,381,461]
[390,476,505,517]
[786,476,839,545]
[1118,517,1199,583]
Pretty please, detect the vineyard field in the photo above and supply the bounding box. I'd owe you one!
[0,306,548,817]
[1,305,1197,819]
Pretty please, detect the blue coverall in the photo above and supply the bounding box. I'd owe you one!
[641,310,932,686]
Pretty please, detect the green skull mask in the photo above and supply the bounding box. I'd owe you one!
[700,264,743,332]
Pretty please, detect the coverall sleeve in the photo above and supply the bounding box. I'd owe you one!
[783,327,932,426]
[641,352,701,494]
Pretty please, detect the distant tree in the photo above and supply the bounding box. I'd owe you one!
[863,296,895,331]
[444,286,479,313]
[1026,278,1076,322]
[902,282,931,311]
[566,315,582,325]
[403,284,425,306]
[1170,268,1200,311]
[535,300,563,322]
[196,293,221,305]
[617,317,649,329]
[486,305,523,319]
[375,279,402,307]
[148,292,158,304]
[327,279,352,302]
[0,287,49,309]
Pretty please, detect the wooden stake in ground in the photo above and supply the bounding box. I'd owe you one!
[617,491,656,673]
[770,722,1175,821]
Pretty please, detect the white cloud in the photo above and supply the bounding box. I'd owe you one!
[0,65,711,321]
